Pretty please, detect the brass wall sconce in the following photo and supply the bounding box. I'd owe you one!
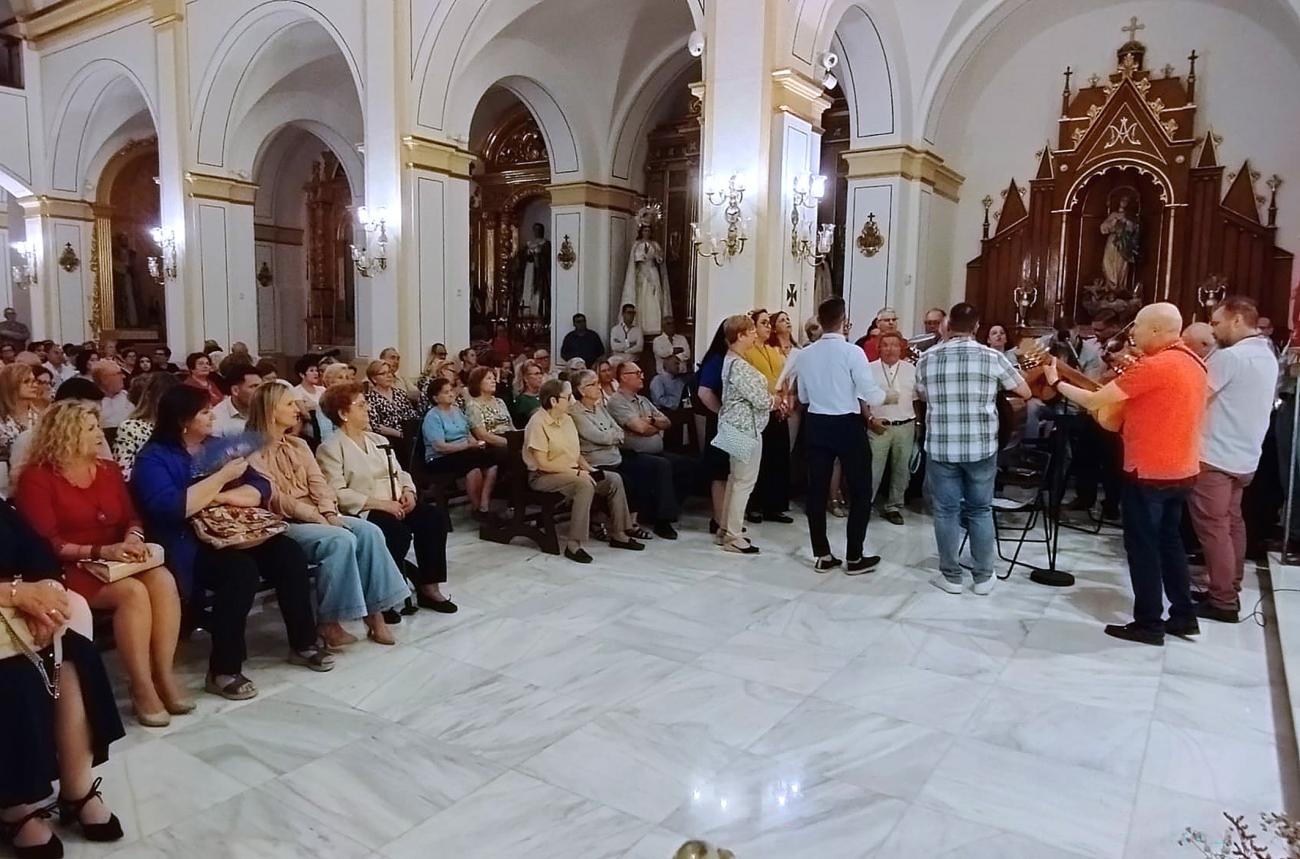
[856,213,884,258]
[691,173,748,266]
[58,242,80,272]
[256,261,274,288]
[791,173,834,266]
[557,235,576,270]
[351,206,389,277]
[10,240,35,290]
[148,227,178,281]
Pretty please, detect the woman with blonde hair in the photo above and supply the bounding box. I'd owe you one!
[15,401,189,726]
[0,363,43,462]
[364,359,420,443]
[247,383,409,648]
[715,314,773,554]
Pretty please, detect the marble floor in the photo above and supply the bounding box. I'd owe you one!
[84,506,1296,859]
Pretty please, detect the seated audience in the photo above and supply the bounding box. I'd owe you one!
[525,379,643,563]
[217,342,255,379]
[0,364,44,474]
[254,358,281,384]
[465,367,516,455]
[605,363,694,538]
[132,387,330,702]
[8,378,107,491]
[114,372,180,479]
[93,360,131,430]
[183,352,224,407]
[15,401,188,727]
[596,358,618,401]
[152,346,179,374]
[561,313,605,368]
[74,349,99,380]
[316,383,455,613]
[416,344,449,395]
[652,316,691,374]
[44,342,76,384]
[133,354,155,376]
[457,348,480,383]
[422,377,496,517]
[120,347,138,376]
[379,347,421,403]
[248,383,410,649]
[610,304,644,362]
[512,360,545,425]
[292,355,324,410]
[29,365,54,411]
[0,500,125,856]
[365,359,421,443]
[650,355,686,410]
[213,364,263,437]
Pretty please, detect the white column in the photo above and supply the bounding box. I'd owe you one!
[18,197,94,343]
[153,5,194,352]
[0,192,11,313]
[357,0,404,359]
[185,175,258,348]
[402,138,473,359]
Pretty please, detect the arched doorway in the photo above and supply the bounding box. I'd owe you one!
[469,94,553,352]
[94,139,164,337]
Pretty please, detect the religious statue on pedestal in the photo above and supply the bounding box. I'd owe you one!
[620,222,672,336]
[1100,196,1140,292]
[515,222,551,321]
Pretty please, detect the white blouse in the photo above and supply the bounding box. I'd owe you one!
[315,430,417,515]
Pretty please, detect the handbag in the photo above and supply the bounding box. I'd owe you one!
[192,504,287,550]
[0,604,63,698]
[710,359,761,463]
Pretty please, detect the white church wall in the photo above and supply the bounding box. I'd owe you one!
[934,0,1300,303]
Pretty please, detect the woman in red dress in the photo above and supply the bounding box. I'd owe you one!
[15,401,189,728]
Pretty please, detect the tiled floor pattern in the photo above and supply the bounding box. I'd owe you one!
[81,508,1294,859]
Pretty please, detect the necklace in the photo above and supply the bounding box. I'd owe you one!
[881,362,900,390]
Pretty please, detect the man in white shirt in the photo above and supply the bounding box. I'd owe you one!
[44,342,76,384]
[652,316,691,374]
[1189,296,1279,623]
[610,304,644,362]
[92,360,131,429]
[797,297,887,573]
[867,332,917,525]
[213,366,264,436]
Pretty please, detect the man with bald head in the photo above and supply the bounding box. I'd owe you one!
[1181,322,1216,361]
[1046,302,1208,645]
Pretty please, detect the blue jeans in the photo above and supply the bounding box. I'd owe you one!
[285,517,411,623]
[1121,478,1194,631]
[926,454,997,583]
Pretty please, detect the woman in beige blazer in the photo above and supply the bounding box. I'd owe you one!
[316,382,455,613]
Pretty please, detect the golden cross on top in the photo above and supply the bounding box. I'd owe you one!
[1122,16,1145,41]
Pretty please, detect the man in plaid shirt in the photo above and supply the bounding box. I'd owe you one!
[915,303,1031,594]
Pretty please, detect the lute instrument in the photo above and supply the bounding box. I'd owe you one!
[1016,341,1125,432]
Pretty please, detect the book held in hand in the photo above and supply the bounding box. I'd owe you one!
[81,543,165,583]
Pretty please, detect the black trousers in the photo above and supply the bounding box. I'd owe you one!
[805,413,872,559]
[748,415,791,516]
[1071,416,1122,509]
[1122,478,1195,632]
[368,504,449,585]
[427,448,493,476]
[613,450,694,525]
[195,534,317,676]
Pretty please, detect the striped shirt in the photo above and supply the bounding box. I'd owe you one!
[915,336,1024,463]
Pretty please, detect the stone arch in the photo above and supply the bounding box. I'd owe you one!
[191,1,363,170]
[607,48,699,184]
[453,67,584,178]
[48,59,157,195]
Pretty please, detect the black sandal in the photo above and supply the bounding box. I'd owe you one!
[2,803,63,859]
[58,777,123,843]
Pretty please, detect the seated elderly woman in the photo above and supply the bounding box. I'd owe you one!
[524,379,643,564]
[14,401,189,728]
[247,383,410,648]
[511,360,546,425]
[113,371,180,479]
[422,377,496,518]
[464,366,517,460]
[0,501,125,857]
[316,383,455,613]
[364,359,421,443]
[131,386,330,702]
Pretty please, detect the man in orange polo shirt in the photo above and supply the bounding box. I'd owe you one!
[1045,302,1208,645]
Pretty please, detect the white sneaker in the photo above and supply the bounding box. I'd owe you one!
[931,575,962,595]
[971,578,994,596]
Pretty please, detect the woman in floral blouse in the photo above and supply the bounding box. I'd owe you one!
[465,367,515,443]
[113,372,179,478]
[716,314,773,555]
[365,360,422,443]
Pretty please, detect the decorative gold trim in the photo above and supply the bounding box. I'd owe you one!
[402,136,475,179]
[842,145,965,202]
[856,213,885,258]
[546,181,637,213]
[93,213,114,333]
[557,235,576,270]
[185,172,258,205]
[16,0,150,47]
[771,69,832,128]
[57,242,80,272]
[17,195,95,221]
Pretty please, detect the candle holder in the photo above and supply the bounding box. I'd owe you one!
[1196,275,1227,321]
[1012,281,1039,328]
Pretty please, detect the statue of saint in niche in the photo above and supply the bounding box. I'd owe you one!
[619,223,672,336]
[1100,195,1140,293]
[515,222,551,321]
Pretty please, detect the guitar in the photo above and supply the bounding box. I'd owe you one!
[1016,342,1124,432]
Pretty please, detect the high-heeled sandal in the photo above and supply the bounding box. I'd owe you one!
[1,803,63,859]
[57,777,123,843]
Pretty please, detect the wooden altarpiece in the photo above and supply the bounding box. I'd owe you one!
[966,33,1292,327]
